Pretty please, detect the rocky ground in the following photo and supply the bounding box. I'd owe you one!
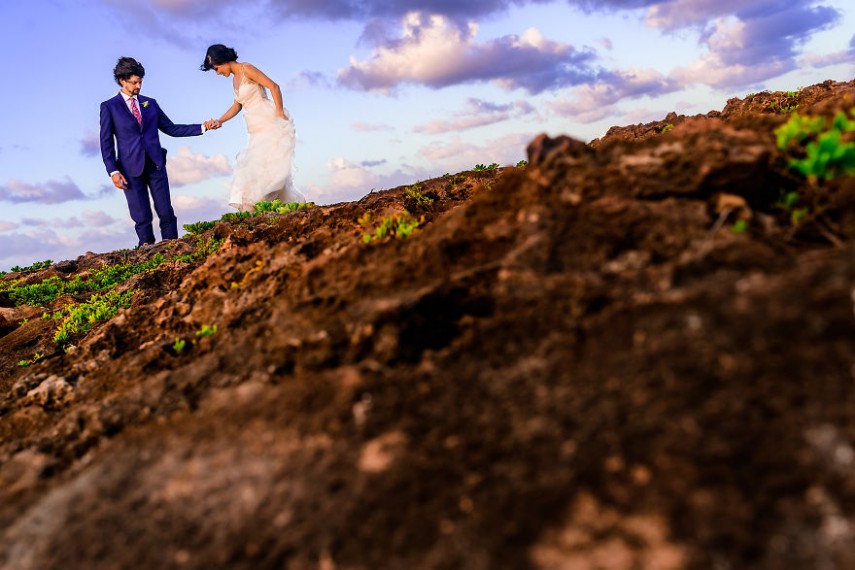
[1,79,855,570]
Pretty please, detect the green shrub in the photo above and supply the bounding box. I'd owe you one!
[10,260,52,273]
[183,220,218,235]
[220,211,252,223]
[776,109,855,182]
[53,289,135,345]
[276,201,315,214]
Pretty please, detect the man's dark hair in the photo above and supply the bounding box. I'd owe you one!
[113,57,145,85]
[200,44,238,71]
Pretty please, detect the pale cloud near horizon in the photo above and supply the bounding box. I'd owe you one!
[166,147,232,187]
[0,221,19,232]
[550,67,678,123]
[82,210,119,227]
[800,50,855,68]
[351,121,396,132]
[0,178,88,205]
[326,157,384,193]
[0,226,137,270]
[172,195,231,225]
[19,210,119,231]
[414,98,536,134]
[305,158,427,205]
[419,132,532,171]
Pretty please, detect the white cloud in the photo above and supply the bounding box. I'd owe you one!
[665,5,842,89]
[82,210,119,227]
[0,221,19,232]
[327,157,383,192]
[338,12,597,94]
[672,56,788,89]
[167,147,232,187]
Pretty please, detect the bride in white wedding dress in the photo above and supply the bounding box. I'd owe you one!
[201,44,304,211]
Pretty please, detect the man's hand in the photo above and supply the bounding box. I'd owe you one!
[111,172,128,190]
[204,119,222,130]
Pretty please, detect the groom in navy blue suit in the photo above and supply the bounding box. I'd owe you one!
[100,57,216,246]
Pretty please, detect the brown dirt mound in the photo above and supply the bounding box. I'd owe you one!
[2,80,855,569]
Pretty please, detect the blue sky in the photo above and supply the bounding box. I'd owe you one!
[0,0,853,271]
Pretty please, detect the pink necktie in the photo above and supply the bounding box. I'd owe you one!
[130,97,142,126]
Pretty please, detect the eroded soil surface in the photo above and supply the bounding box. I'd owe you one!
[2,79,855,569]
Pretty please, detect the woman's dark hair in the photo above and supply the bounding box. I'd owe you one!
[113,57,145,85]
[201,44,238,71]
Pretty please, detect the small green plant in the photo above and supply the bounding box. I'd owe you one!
[778,190,801,210]
[18,352,44,367]
[195,324,218,338]
[173,337,187,354]
[661,123,675,134]
[730,220,749,234]
[360,213,422,244]
[175,236,222,264]
[403,184,434,207]
[231,260,263,289]
[183,220,218,235]
[776,109,855,182]
[516,160,528,168]
[791,207,810,225]
[473,163,500,172]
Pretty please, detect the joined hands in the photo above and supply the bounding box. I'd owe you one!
[204,119,222,130]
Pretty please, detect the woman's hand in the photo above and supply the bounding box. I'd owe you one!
[276,110,290,121]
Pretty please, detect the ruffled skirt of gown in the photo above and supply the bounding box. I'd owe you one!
[228,89,304,211]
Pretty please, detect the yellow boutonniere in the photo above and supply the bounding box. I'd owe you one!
[142,101,149,108]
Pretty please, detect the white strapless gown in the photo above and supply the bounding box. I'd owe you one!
[228,75,304,210]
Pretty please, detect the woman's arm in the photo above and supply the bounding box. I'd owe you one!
[217,101,243,124]
[243,63,289,120]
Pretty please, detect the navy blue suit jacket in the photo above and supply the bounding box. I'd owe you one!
[100,93,202,178]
